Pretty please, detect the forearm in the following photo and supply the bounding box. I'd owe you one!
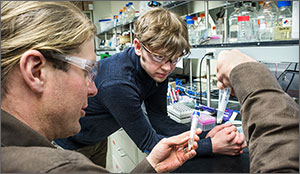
[231,62,299,173]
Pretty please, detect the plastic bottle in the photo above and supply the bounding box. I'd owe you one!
[237,1,257,42]
[274,1,292,40]
[228,2,242,43]
[257,1,279,41]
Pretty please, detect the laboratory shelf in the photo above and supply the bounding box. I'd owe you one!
[162,1,190,9]
[188,40,299,63]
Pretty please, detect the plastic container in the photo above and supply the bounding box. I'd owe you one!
[98,19,114,33]
[197,112,216,131]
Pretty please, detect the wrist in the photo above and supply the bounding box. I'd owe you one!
[146,156,165,173]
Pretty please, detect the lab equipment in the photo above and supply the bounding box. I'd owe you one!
[217,88,231,124]
[167,102,194,123]
[188,111,199,151]
[197,112,215,131]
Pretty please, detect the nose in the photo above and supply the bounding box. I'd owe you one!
[87,81,98,97]
[161,60,173,72]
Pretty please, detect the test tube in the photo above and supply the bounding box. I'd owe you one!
[188,111,199,151]
[217,88,231,124]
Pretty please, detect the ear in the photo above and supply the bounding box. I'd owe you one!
[19,50,47,93]
[134,38,142,56]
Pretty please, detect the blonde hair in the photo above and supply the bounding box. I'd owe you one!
[134,7,190,60]
[1,1,96,98]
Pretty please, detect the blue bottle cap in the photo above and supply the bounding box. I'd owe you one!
[186,15,193,20]
[278,1,291,8]
[186,20,194,24]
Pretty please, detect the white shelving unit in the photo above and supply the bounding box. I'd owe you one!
[106,128,147,173]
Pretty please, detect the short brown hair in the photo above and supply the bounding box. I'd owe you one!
[1,1,96,98]
[134,8,190,61]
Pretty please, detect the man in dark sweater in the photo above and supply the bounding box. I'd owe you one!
[2,2,200,173]
[55,8,246,167]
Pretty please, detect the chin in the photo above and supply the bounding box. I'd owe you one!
[154,77,167,83]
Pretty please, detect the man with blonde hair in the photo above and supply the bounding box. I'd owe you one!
[55,7,246,167]
[1,2,201,173]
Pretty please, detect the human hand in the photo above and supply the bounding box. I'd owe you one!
[205,123,232,138]
[217,49,256,90]
[211,125,246,156]
[146,128,202,173]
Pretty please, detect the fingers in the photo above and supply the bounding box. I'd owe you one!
[196,128,202,135]
[167,129,201,147]
[236,132,245,145]
[226,131,236,142]
[220,123,232,128]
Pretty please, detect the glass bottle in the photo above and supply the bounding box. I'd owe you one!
[118,10,123,26]
[186,16,196,45]
[122,6,127,25]
[274,1,292,40]
[228,2,242,43]
[237,1,257,42]
[128,2,136,22]
[257,1,279,41]
[198,13,207,41]
[251,2,259,41]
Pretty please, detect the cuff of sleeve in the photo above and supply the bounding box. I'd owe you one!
[230,62,281,104]
[131,158,157,173]
[199,131,209,139]
[196,137,213,157]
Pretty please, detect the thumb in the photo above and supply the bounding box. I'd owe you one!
[166,131,190,146]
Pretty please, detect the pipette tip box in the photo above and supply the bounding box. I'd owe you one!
[193,112,216,131]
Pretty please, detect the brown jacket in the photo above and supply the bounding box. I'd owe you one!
[1,110,156,173]
[231,62,299,173]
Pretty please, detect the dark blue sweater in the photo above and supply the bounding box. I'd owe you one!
[55,47,212,156]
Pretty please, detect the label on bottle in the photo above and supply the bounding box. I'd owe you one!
[281,18,292,27]
[237,16,250,22]
[230,25,238,31]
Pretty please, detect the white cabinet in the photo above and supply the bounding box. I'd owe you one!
[106,128,147,173]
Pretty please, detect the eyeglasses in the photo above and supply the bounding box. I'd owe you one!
[140,42,190,65]
[49,53,99,82]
